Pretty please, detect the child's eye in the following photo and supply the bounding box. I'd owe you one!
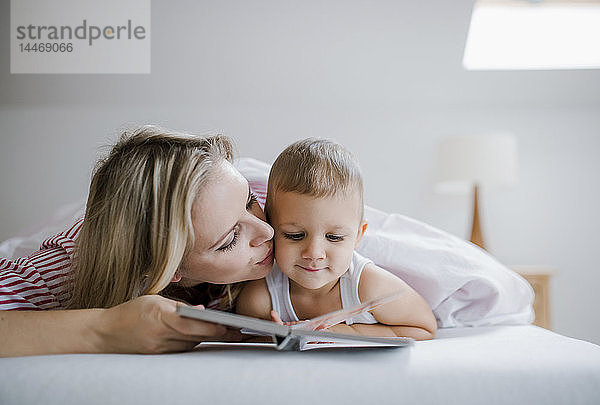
[283,232,305,241]
[326,234,345,242]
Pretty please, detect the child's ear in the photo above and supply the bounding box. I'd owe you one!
[354,220,368,248]
[170,271,182,283]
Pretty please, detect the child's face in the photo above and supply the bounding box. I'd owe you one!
[269,190,366,291]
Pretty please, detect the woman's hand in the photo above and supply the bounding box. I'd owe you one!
[96,295,230,354]
[0,295,232,357]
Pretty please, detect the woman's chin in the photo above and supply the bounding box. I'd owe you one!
[252,263,273,280]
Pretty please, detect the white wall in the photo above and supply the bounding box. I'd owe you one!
[1,0,599,344]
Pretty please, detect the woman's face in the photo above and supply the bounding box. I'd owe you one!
[179,161,275,285]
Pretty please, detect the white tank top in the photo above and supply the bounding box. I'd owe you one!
[266,251,377,325]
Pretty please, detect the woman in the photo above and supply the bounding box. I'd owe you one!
[0,125,275,357]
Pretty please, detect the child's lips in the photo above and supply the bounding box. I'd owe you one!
[298,265,324,272]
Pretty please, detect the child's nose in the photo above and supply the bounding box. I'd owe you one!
[301,238,325,260]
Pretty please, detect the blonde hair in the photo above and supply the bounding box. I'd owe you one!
[69,125,239,309]
[266,138,364,219]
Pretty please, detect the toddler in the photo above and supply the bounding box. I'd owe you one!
[237,138,436,340]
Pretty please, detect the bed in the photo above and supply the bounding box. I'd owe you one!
[1,325,599,404]
[1,158,599,404]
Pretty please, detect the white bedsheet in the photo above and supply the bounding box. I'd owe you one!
[1,325,599,405]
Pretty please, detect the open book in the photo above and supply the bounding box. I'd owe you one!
[176,291,414,351]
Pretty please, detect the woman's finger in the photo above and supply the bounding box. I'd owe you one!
[161,304,226,338]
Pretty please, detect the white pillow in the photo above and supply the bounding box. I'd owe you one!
[358,206,534,327]
[0,199,85,259]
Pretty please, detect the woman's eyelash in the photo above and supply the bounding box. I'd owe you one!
[217,191,256,253]
[218,227,240,252]
[246,192,258,210]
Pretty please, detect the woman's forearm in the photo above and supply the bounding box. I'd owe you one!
[0,309,106,357]
[0,295,231,358]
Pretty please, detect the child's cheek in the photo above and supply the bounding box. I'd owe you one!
[274,241,296,267]
[272,237,284,263]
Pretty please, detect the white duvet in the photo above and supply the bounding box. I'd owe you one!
[0,157,533,328]
[358,206,533,327]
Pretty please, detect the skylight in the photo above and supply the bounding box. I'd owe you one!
[463,0,600,70]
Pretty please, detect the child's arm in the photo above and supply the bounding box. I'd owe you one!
[234,279,277,343]
[235,279,273,320]
[328,263,437,340]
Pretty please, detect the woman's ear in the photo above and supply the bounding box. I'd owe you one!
[354,220,368,248]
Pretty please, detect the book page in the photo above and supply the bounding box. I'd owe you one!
[293,290,405,331]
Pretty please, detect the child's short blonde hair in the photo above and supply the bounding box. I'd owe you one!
[266,138,364,219]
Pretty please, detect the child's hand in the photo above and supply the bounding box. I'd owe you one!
[270,310,307,327]
[284,320,306,326]
[270,310,284,325]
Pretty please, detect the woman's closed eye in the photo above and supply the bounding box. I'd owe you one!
[218,226,240,252]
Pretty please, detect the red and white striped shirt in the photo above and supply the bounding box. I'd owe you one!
[0,219,82,310]
[249,179,267,209]
[0,181,268,311]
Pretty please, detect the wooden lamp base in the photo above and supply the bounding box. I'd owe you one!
[470,184,486,250]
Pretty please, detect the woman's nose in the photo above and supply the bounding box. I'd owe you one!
[249,216,274,247]
[302,238,325,260]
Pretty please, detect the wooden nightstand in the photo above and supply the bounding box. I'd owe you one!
[510,266,555,330]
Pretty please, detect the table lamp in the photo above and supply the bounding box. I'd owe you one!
[434,133,518,250]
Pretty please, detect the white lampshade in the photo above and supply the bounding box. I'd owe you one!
[435,133,518,195]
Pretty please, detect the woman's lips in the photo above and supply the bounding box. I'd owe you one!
[257,248,274,266]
